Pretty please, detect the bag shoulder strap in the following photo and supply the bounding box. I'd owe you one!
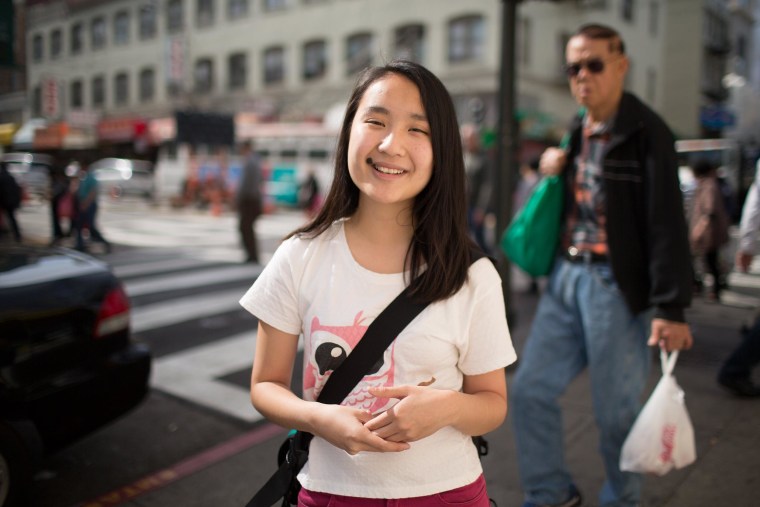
[318,248,485,404]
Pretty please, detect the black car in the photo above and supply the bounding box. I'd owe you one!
[0,245,151,507]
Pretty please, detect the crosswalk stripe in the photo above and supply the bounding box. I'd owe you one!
[114,257,213,279]
[124,264,261,297]
[130,286,247,333]
[151,332,263,423]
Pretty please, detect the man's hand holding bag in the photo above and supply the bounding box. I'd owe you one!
[620,350,697,476]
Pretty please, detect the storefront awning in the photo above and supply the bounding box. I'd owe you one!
[0,123,19,146]
[97,117,148,143]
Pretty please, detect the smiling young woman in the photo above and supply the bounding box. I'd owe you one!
[240,60,516,506]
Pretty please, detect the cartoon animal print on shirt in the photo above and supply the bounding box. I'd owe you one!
[303,311,396,413]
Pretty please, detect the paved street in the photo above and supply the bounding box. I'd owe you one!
[5,199,760,506]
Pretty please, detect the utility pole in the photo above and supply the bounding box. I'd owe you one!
[495,0,520,322]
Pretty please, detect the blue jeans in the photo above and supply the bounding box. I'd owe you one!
[511,258,652,507]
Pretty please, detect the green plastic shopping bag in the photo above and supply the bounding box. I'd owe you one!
[500,174,564,276]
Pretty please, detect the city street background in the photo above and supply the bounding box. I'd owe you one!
[4,197,759,507]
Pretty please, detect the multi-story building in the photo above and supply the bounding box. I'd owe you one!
[0,0,27,147]
[12,0,758,196]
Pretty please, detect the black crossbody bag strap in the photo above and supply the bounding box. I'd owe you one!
[246,251,485,507]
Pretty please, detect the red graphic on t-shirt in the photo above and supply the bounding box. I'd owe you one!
[303,311,396,413]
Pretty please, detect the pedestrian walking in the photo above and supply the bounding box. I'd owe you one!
[236,140,263,263]
[49,163,71,244]
[74,162,111,253]
[462,123,492,253]
[688,158,730,302]
[0,161,23,243]
[510,24,694,507]
[718,158,760,397]
[240,60,515,506]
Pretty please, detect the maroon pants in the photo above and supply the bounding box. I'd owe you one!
[297,474,490,507]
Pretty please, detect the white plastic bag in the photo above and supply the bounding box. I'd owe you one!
[619,350,696,475]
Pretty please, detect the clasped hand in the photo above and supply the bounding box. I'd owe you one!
[314,384,447,455]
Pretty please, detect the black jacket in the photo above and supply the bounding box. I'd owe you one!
[562,92,692,322]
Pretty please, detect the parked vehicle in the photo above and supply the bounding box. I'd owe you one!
[91,158,155,201]
[1,152,55,201]
[0,245,151,507]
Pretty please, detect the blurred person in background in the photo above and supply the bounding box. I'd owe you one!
[49,161,71,244]
[510,24,693,507]
[236,140,263,263]
[718,159,760,397]
[74,162,111,253]
[462,123,492,253]
[298,166,322,219]
[0,161,22,243]
[688,158,730,302]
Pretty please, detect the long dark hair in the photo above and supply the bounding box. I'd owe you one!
[288,60,476,303]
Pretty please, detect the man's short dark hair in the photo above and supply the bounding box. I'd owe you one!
[574,23,626,55]
[692,158,716,177]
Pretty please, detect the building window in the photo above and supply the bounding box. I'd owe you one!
[448,15,484,63]
[649,1,659,36]
[91,16,107,50]
[32,33,44,62]
[114,10,130,45]
[228,0,248,18]
[167,0,184,33]
[228,52,247,90]
[50,29,62,60]
[622,0,635,23]
[197,0,215,28]
[92,75,105,108]
[264,46,285,85]
[32,85,42,117]
[70,80,84,109]
[194,57,214,93]
[139,4,157,39]
[394,24,424,63]
[71,23,84,54]
[346,32,373,75]
[264,0,287,12]
[303,39,327,80]
[139,67,155,102]
[115,72,129,106]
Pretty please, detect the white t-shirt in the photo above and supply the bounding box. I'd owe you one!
[239,220,516,498]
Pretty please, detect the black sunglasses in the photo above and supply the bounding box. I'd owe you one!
[563,58,607,77]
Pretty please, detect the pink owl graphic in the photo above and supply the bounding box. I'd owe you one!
[303,311,396,413]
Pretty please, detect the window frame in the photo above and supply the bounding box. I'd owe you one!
[393,23,425,63]
[139,67,155,102]
[263,46,285,85]
[91,16,107,51]
[228,52,247,90]
[303,39,327,81]
[194,57,215,94]
[346,32,374,75]
[447,14,484,63]
[92,75,106,108]
[113,10,131,46]
[114,72,130,106]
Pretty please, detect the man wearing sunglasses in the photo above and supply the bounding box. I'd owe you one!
[510,24,694,507]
